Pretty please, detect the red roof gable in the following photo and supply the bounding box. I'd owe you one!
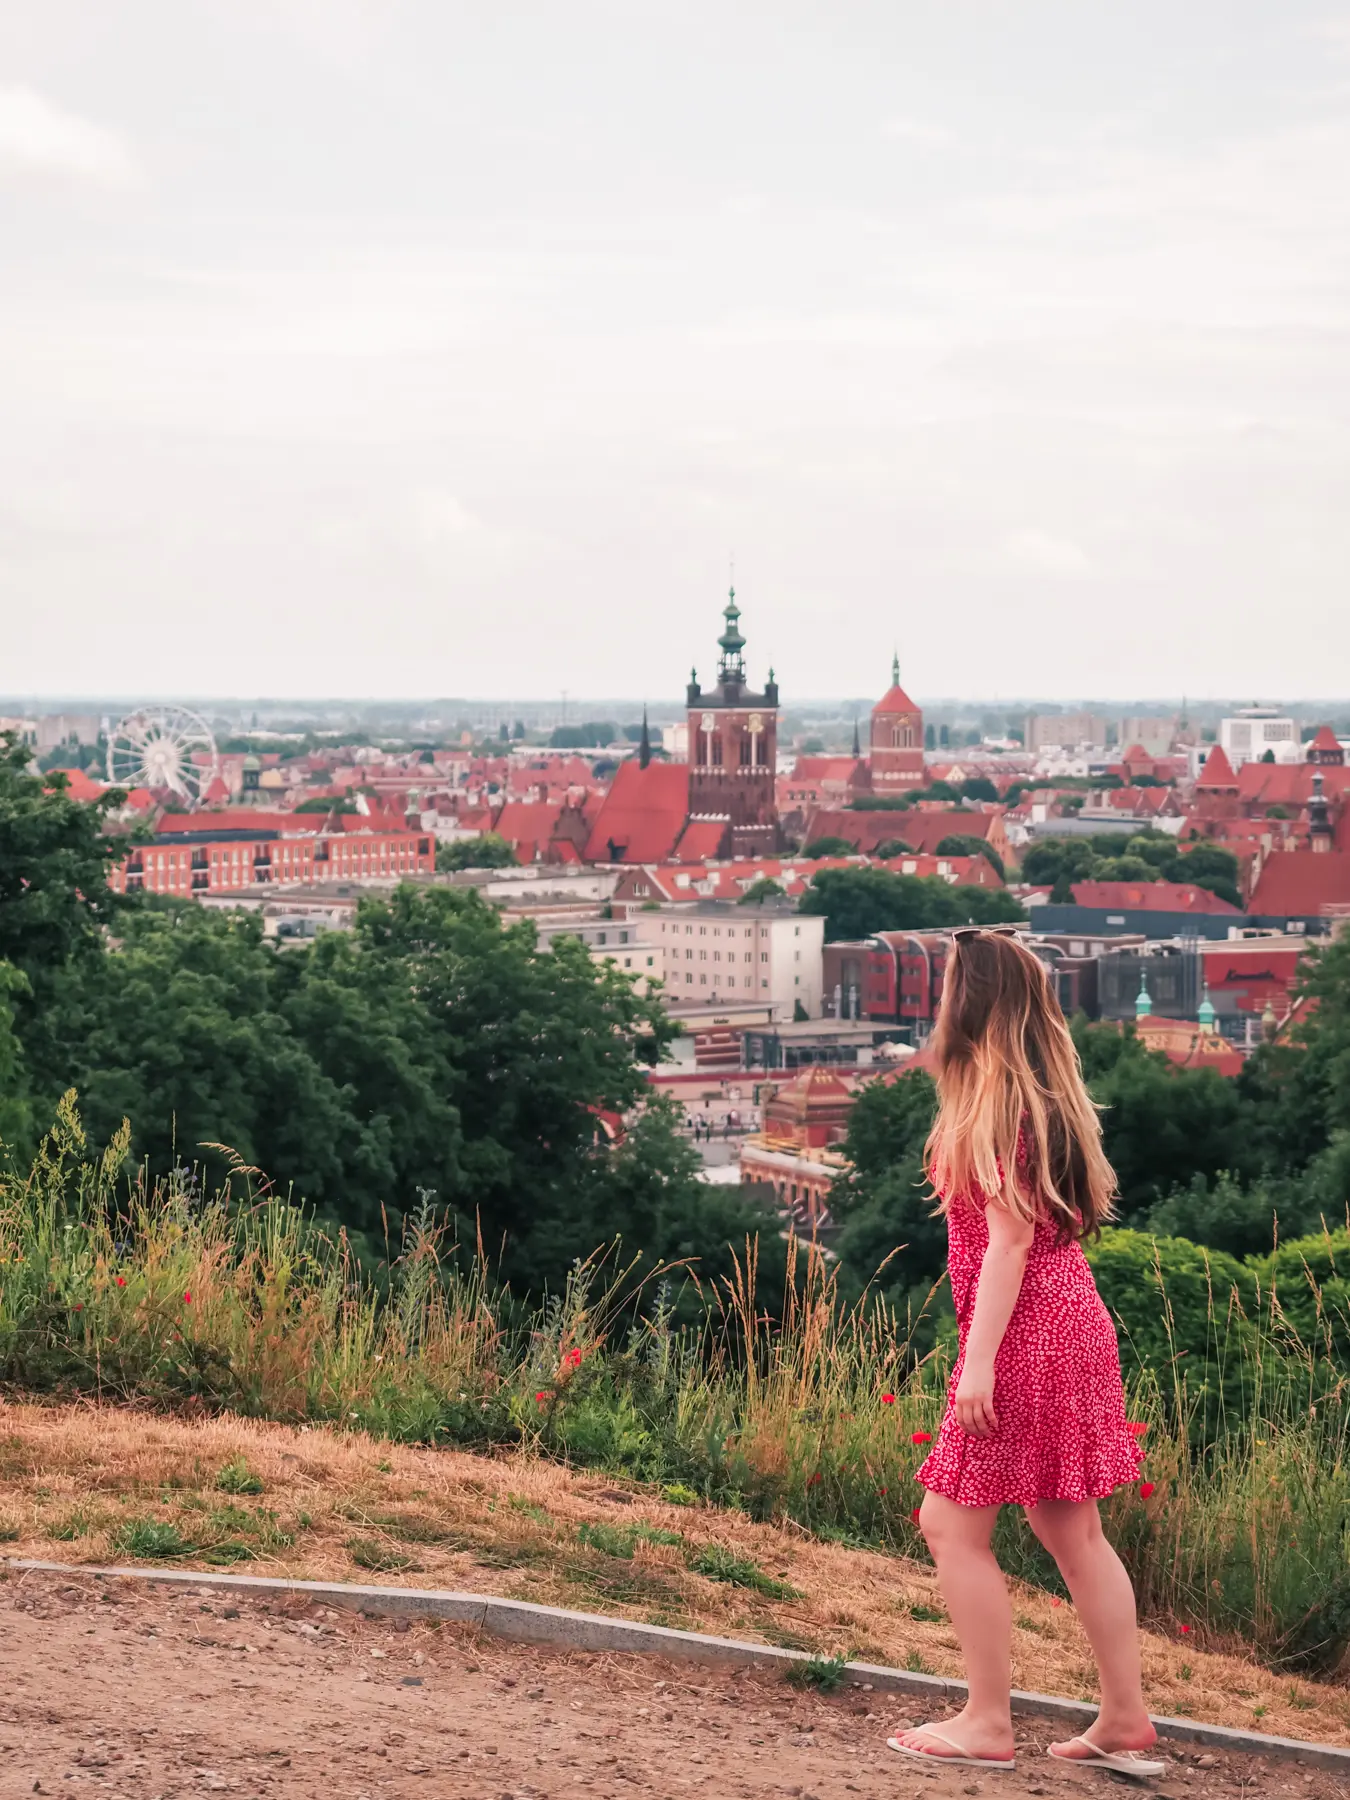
[873,683,920,716]
[583,759,691,864]
[1068,880,1240,914]
[1196,745,1238,789]
[673,818,729,861]
[1310,725,1342,753]
[1248,851,1350,916]
[494,800,563,862]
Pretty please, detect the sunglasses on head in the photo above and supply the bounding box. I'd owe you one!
[951,923,1023,942]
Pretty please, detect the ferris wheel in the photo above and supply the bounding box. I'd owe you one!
[106,704,220,806]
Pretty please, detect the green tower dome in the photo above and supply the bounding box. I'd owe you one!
[1134,968,1153,1020]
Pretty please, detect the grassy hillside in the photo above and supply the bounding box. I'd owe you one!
[2,1400,1347,1746]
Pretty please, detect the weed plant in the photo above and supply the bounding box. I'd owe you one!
[2,1095,1349,1673]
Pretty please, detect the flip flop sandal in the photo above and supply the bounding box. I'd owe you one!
[886,1726,1016,1770]
[1048,1735,1167,1779]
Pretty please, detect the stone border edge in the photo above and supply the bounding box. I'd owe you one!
[7,1559,1347,1772]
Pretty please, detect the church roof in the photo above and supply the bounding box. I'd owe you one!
[1310,725,1342,753]
[1248,850,1350,918]
[873,683,921,716]
[582,758,690,864]
[1196,745,1238,788]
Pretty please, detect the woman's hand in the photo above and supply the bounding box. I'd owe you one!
[954,1361,998,1437]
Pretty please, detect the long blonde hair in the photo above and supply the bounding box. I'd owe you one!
[924,928,1116,1235]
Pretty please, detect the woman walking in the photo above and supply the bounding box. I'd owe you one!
[889,927,1162,1777]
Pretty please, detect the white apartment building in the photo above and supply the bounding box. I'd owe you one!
[534,916,666,994]
[1219,707,1301,769]
[649,900,825,1021]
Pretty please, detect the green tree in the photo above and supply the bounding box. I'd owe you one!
[960,777,999,803]
[798,868,1024,942]
[871,839,915,859]
[435,832,517,872]
[738,877,785,904]
[801,835,857,859]
[933,834,1006,881]
[830,1071,946,1302]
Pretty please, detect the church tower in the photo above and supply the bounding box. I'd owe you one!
[686,588,781,854]
[869,652,926,791]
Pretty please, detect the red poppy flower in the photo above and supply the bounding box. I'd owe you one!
[911,1431,932,1445]
[877,1488,888,1498]
[535,1391,550,1403]
[881,1393,896,1405]
[73,1303,83,1313]
[910,1506,921,1524]
[115,1276,126,1288]
[807,1473,822,1488]
[563,1347,583,1368]
[1139,1481,1155,1499]
[183,1291,192,1305]
[1126,1421,1148,1438]
[1178,1623,1192,1636]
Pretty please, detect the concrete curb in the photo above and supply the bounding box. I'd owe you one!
[7,1558,1349,1773]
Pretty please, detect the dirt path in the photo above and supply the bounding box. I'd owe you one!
[0,1569,1340,1800]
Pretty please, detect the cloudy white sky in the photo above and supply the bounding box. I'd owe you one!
[3,2,1349,702]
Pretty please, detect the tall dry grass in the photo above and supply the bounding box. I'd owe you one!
[2,1094,1348,1676]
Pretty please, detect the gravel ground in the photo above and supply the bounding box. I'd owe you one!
[0,1568,1342,1800]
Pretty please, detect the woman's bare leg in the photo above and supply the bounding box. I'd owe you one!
[894,1492,1015,1761]
[1025,1499,1156,1756]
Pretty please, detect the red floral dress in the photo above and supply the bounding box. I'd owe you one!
[916,1188,1142,1508]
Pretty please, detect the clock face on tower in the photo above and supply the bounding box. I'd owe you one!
[748,713,763,733]
[701,712,715,732]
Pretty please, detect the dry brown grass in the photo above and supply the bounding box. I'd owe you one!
[2,1397,1347,1747]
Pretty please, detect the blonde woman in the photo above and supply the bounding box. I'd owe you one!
[889,926,1162,1778]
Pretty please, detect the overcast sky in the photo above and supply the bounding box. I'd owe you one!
[3,2,1349,704]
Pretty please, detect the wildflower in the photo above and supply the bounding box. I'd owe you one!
[878,1487,888,1498]
[73,1303,83,1313]
[535,1391,550,1403]
[1126,1421,1148,1438]
[1178,1624,1192,1636]
[1139,1481,1155,1500]
[183,1291,193,1305]
[911,1431,932,1445]
[562,1347,583,1369]
[807,1472,822,1488]
[115,1276,127,1288]
[881,1393,896,1405]
[910,1506,921,1524]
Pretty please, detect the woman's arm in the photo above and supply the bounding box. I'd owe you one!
[954,1204,1036,1437]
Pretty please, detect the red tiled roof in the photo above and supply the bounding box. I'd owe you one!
[872,683,921,716]
[1068,880,1240,914]
[616,850,996,905]
[804,807,999,856]
[157,809,302,835]
[1236,762,1350,806]
[1310,725,1342,753]
[493,800,564,863]
[47,766,105,802]
[790,756,866,784]
[673,818,729,861]
[1196,745,1238,789]
[583,759,691,864]
[1248,851,1350,917]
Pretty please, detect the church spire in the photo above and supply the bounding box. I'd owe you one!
[717,585,746,683]
[852,716,861,757]
[639,706,652,770]
[891,647,900,687]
